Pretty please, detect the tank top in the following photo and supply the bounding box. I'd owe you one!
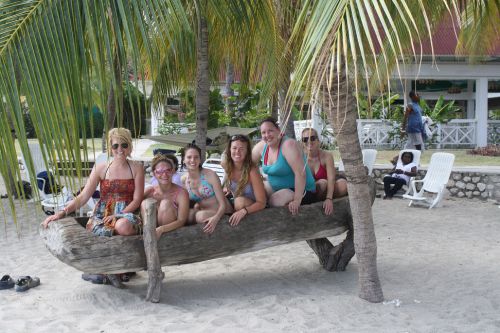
[260,138,316,192]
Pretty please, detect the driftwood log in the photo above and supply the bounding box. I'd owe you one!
[40,179,376,302]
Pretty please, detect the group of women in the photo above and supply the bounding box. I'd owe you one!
[42,118,348,287]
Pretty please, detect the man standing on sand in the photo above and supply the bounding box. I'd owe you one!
[401,90,425,151]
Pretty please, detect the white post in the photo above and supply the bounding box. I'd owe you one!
[475,78,488,147]
[150,104,165,136]
[467,80,475,119]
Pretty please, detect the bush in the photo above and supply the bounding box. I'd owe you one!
[80,105,104,138]
[467,145,500,157]
[122,83,150,138]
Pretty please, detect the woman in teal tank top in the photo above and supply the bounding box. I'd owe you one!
[252,117,316,215]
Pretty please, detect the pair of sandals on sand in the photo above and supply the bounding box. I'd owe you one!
[1,275,40,292]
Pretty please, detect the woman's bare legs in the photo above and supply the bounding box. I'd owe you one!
[268,189,294,207]
[333,179,348,198]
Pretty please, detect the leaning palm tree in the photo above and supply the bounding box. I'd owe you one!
[287,0,491,302]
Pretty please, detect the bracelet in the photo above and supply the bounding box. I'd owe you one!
[243,207,249,215]
[326,197,333,201]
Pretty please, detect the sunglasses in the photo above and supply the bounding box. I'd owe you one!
[302,136,317,143]
[231,135,248,141]
[154,168,173,176]
[111,143,129,150]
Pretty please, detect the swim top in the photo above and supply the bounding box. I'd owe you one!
[260,138,316,192]
[186,172,216,202]
[229,179,256,201]
[312,154,327,181]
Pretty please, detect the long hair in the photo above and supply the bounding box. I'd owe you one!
[222,135,254,197]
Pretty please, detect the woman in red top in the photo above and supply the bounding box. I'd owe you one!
[301,128,347,215]
[43,128,145,287]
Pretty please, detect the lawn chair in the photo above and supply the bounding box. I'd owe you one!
[403,152,455,209]
[362,149,378,176]
[21,143,72,214]
[202,158,225,183]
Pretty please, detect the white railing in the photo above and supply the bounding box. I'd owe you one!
[357,120,396,148]
[296,119,498,148]
[434,119,476,148]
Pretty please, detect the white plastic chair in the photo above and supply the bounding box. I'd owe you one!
[403,152,455,209]
[202,158,225,183]
[21,143,72,213]
[362,149,378,176]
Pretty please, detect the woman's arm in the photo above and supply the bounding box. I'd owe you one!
[42,163,103,227]
[405,166,418,177]
[202,169,227,233]
[246,167,267,213]
[252,141,265,166]
[143,186,154,199]
[323,151,335,215]
[156,188,189,238]
[282,139,307,214]
[122,161,145,213]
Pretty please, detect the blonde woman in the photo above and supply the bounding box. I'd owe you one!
[301,128,347,215]
[222,134,266,226]
[43,128,145,287]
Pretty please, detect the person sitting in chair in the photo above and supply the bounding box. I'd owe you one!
[383,151,417,199]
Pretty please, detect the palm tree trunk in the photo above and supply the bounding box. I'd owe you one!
[320,70,383,303]
[224,59,234,114]
[271,93,279,119]
[195,13,210,161]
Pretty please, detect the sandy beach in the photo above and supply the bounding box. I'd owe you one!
[1,196,499,333]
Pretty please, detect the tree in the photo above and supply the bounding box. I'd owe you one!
[287,0,499,302]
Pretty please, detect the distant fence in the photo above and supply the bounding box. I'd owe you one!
[295,119,498,148]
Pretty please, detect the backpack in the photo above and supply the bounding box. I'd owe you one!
[36,171,61,194]
[12,181,33,199]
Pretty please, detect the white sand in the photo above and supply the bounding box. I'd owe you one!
[1,197,499,333]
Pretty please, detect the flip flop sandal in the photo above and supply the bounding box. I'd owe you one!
[0,275,15,290]
[15,276,40,292]
[105,274,125,289]
[81,273,106,285]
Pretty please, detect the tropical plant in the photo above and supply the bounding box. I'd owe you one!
[357,93,404,120]
[419,95,461,123]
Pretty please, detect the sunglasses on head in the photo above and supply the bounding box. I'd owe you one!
[231,135,248,141]
[111,143,129,150]
[302,136,317,143]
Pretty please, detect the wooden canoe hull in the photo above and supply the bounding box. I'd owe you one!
[40,198,351,274]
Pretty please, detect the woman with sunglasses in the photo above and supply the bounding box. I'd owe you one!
[252,117,316,215]
[181,144,227,233]
[222,135,266,226]
[144,154,189,239]
[43,128,144,288]
[301,128,348,215]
